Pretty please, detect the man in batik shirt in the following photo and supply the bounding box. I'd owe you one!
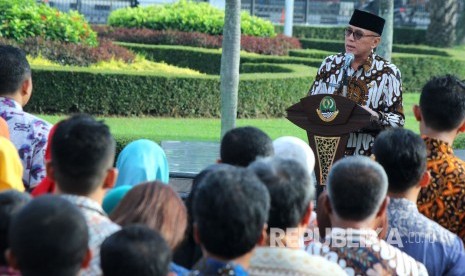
[307,156,428,275]
[309,9,404,156]
[374,128,465,276]
[415,75,465,244]
[0,45,51,190]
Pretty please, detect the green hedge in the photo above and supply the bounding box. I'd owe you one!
[0,0,97,45]
[275,25,427,45]
[287,49,465,93]
[299,38,450,57]
[108,0,275,37]
[27,64,315,118]
[120,43,465,93]
[392,54,465,92]
[118,43,321,75]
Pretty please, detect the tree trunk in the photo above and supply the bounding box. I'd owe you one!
[220,0,241,138]
[426,0,458,47]
[378,0,393,61]
[457,0,465,45]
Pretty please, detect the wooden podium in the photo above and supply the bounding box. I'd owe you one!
[287,94,372,187]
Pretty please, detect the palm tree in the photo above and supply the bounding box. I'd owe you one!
[426,0,459,47]
[220,0,241,138]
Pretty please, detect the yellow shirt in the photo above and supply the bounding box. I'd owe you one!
[0,136,24,192]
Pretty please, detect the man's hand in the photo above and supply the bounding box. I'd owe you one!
[361,105,379,120]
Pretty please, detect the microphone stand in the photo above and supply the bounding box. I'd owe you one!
[342,67,349,97]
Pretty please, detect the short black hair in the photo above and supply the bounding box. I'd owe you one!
[327,156,388,221]
[51,114,115,195]
[0,45,31,96]
[8,195,89,276]
[420,75,465,131]
[193,166,270,259]
[249,157,315,230]
[0,191,31,265]
[220,126,274,167]
[101,225,171,276]
[373,128,427,193]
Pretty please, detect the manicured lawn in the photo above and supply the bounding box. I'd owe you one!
[34,92,465,148]
[37,92,420,141]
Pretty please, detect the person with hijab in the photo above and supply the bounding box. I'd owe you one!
[114,139,169,187]
[102,139,169,214]
[0,137,24,192]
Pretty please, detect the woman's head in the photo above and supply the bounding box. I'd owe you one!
[115,139,169,188]
[110,181,187,249]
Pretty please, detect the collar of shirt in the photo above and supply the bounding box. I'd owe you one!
[346,52,374,76]
[0,97,22,111]
[193,257,247,276]
[60,194,107,217]
[389,198,419,214]
[326,227,379,245]
[423,136,454,159]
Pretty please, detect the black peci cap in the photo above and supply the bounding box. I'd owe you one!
[349,9,385,35]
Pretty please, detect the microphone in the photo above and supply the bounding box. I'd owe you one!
[343,53,354,71]
[342,53,354,97]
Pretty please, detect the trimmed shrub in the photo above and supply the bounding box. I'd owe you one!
[94,26,301,55]
[27,64,315,118]
[287,48,465,92]
[117,43,320,75]
[275,25,427,45]
[121,44,465,93]
[0,0,97,46]
[392,54,465,92]
[0,37,135,66]
[299,38,451,57]
[108,0,275,37]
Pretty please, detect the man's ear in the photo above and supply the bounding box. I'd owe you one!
[81,248,92,269]
[419,171,431,188]
[257,223,268,246]
[372,36,381,49]
[413,105,422,122]
[20,77,32,105]
[103,168,118,189]
[375,196,390,218]
[457,120,465,134]
[46,160,55,182]
[300,202,313,227]
[5,249,19,270]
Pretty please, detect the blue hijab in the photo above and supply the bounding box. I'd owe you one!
[114,139,169,187]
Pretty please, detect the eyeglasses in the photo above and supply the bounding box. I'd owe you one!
[344,27,380,41]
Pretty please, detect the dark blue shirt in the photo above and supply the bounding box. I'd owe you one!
[387,198,465,276]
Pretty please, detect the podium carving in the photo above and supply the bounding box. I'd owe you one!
[287,94,372,186]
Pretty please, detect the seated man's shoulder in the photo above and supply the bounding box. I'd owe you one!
[250,247,346,276]
[379,239,428,274]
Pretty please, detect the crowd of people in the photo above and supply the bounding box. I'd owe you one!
[1,7,465,276]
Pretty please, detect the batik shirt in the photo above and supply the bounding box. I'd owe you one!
[0,97,51,189]
[306,228,428,276]
[309,53,404,156]
[249,247,346,276]
[190,258,248,276]
[61,194,121,276]
[417,137,465,244]
[388,198,465,276]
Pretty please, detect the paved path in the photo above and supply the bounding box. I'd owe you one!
[162,141,465,198]
[162,141,219,198]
